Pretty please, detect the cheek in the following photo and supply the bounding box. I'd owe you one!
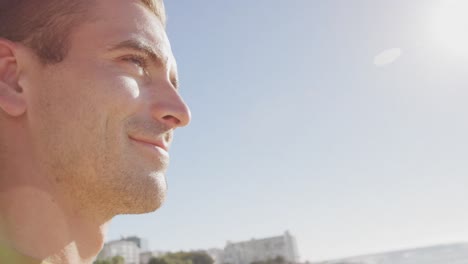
[111,76,142,100]
[93,74,143,122]
[55,66,141,117]
[83,62,142,104]
[28,62,143,137]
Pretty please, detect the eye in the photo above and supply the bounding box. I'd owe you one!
[121,54,148,69]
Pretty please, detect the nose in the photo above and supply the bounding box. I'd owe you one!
[150,83,191,129]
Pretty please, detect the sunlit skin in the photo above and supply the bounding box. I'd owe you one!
[0,0,190,263]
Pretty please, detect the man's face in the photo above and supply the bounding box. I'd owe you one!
[23,0,190,215]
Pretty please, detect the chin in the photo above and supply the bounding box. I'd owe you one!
[117,172,167,215]
[117,191,166,215]
[123,200,165,215]
[139,186,167,213]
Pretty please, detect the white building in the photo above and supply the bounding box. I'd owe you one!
[207,248,225,264]
[223,231,300,264]
[124,236,149,252]
[98,239,141,264]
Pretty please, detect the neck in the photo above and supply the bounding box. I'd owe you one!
[0,127,111,264]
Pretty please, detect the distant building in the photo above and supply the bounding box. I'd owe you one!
[123,236,149,251]
[97,238,141,264]
[207,248,225,264]
[223,231,300,264]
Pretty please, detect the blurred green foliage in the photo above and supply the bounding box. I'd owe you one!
[149,251,214,264]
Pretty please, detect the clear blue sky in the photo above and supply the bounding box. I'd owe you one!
[108,0,468,261]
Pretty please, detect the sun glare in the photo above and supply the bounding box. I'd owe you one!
[431,0,468,57]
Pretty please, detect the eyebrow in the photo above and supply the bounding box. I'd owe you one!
[107,39,179,90]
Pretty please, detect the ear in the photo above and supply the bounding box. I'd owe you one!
[0,39,26,117]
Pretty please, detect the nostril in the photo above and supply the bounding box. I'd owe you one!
[163,115,181,126]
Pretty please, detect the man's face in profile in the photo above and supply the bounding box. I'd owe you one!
[23,0,190,215]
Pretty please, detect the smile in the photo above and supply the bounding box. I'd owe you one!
[128,136,169,158]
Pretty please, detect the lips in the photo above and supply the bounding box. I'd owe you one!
[128,136,169,152]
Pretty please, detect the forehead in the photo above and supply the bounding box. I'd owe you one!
[72,0,176,68]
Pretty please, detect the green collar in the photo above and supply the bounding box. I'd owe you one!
[0,243,49,264]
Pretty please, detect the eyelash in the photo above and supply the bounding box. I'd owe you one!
[121,54,148,69]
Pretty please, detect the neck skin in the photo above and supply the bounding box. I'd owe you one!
[0,118,111,264]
